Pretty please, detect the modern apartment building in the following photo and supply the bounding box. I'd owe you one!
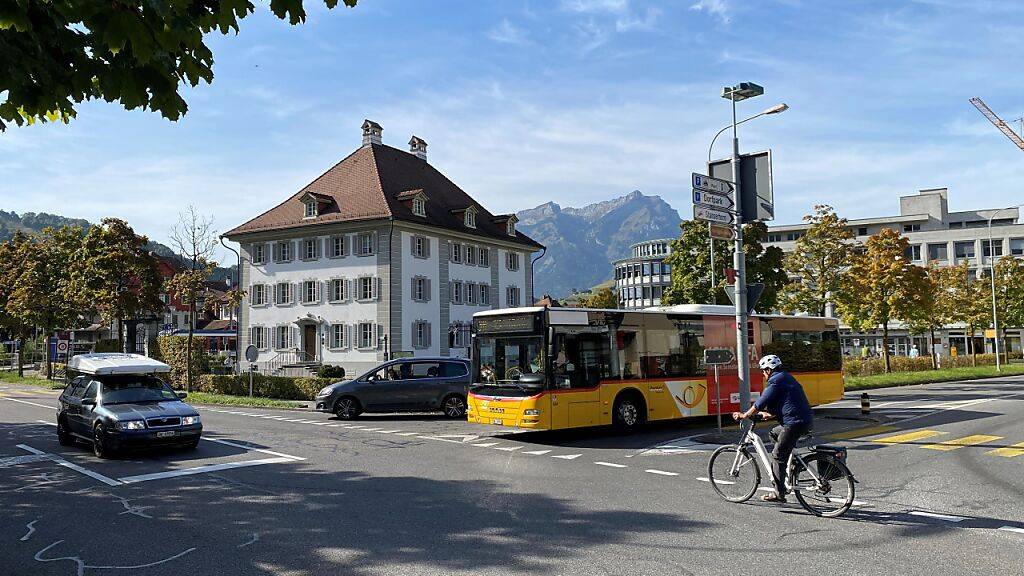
[613,239,673,309]
[765,188,1024,355]
[225,120,543,374]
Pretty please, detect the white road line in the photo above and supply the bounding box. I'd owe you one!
[551,454,581,460]
[16,444,122,486]
[696,476,734,485]
[645,469,679,476]
[396,432,420,436]
[753,487,867,506]
[118,457,295,484]
[201,438,305,461]
[1,397,56,410]
[522,450,551,455]
[472,442,500,448]
[594,461,627,468]
[377,430,400,434]
[326,424,343,427]
[908,511,967,523]
[361,428,382,432]
[493,446,521,451]
[998,526,1024,535]
[309,422,329,426]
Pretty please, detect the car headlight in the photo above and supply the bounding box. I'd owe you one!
[182,415,200,425]
[117,420,145,430]
[317,387,333,398]
[523,409,541,416]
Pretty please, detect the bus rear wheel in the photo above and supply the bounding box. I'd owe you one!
[612,394,645,433]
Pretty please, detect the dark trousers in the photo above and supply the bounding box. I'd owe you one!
[769,423,810,495]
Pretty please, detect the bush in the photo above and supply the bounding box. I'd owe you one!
[317,364,346,379]
[153,335,210,389]
[764,339,842,372]
[95,339,121,353]
[842,352,1021,376]
[196,374,333,401]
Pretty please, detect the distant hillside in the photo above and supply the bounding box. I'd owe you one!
[0,211,237,281]
[517,190,681,299]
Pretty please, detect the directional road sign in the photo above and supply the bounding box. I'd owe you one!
[694,206,735,225]
[709,224,735,240]
[692,173,733,195]
[704,348,735,365]
[709,151,774,222]
[693,189,735,210]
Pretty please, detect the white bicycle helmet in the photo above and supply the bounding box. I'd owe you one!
[758,354,783,371]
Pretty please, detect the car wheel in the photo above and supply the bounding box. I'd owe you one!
[93,423,114,459]
[612,393,645,433]
[442,394,467,419]
[334,397,362,420]
[184,439,200,451]
[57,416,75,446]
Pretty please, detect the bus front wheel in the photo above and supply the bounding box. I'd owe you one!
[612,393,645,433]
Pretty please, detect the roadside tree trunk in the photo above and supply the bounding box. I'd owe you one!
[16,337,24,378]
[186,298,195,393]
[928,326,938,370]
[881,322,892,374]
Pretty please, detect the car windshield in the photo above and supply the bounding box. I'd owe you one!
[100,375,178,404]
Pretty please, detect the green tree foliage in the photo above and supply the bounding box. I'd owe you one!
[0,0,359,130]
[934,262,990,366]
[0,232,34,376]
[580,285,618,309]
[899,264,947,369]
[835,229,923,373]
[663,220,786,310]
[153,335,210,389]
[991,255,1024,362]
[168,206,219,391]
[778,205,855,317]
[77,218,163,347]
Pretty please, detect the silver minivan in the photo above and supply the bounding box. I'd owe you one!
[314,357,471,419]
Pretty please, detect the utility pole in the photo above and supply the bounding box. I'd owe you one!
[728,90,751,411]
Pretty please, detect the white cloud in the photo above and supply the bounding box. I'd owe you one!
[560,0,630,14]
[487,19,529,45]
[690,0,731,24]
[573,19,612,55]
[616,7,661,31]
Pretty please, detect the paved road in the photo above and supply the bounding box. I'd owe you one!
[1,376,1022,576]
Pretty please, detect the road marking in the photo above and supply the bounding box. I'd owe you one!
[922,434,1002,451]
[118,457,296,484]
[696,476,733,484]
[396,432,420,436]
[753,486,868,506]
[594,461,627,468]
[472,442,500,448]
[827,425,899,440]
[1,397,56,410]
[16,444,122,486]
[522,450,551,455]
[908,511,966,523]
[551,454,581,460]
[360,427,382,432]
[645,469,679,476]
[376,430,401,434]
[201,438,305,461]
[998,526,1024,535]
[493,446,521,451]
[987,441,1024,458]
[873,430,944,444]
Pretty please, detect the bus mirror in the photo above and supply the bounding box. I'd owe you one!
[547,327,555,356]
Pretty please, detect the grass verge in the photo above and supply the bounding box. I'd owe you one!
[846,364,1024,390]
[184,392,309,410]
[0,370,64,389]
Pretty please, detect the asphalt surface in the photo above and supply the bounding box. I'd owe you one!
[1,375,1022,576]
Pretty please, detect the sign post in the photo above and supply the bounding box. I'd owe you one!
[244,345,259,397]
[704,348,736,432]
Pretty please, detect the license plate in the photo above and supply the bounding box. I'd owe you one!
[156,430,176,438]
[491,418,503,425]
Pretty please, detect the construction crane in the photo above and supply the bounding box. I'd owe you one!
[970,97,1024,151]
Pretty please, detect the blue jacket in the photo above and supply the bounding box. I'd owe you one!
[754,370,813,426]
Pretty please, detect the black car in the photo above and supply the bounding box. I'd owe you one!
[57,373,203,458]
[315,357,471,419]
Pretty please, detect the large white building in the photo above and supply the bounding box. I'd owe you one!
[765,188,1024,356]
[613,239,673,309]
[225,120,543,374]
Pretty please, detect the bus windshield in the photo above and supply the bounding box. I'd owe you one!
[474,335,545,386]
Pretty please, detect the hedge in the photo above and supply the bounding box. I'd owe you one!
[196,374,334,401]
[764,339,842,373]
[94,339,121,353]
[153,336,210,389]
[843,352,1024,377]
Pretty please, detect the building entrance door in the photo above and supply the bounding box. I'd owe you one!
[302,324,317,362]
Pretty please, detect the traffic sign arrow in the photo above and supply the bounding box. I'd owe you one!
[692,173,733,195]
[693,189,735,210]
[709,224,735,240]
[694,206,735,225]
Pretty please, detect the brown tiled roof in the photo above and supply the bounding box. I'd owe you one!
[224,144,543,249]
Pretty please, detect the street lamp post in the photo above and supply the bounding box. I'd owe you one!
[986,204,1024,372]
[706,103,788,295]
[720,82,765,412]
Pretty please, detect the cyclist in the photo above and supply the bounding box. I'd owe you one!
[732,354,814,503]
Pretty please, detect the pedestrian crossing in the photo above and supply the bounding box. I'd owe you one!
[830,426,1023,458]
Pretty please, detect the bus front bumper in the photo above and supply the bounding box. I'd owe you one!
[467,393,550,430]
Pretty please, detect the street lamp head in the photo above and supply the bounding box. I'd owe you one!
[763,103,789,115]
[722,82,765,101]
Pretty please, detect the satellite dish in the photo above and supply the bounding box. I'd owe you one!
[244,345,259,363]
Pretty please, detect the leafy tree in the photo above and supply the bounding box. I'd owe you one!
[168,206,218,391]
[991,256,1024,363]
[0,0,359,130]
[897,263,938,369]
[835,229,921,373]
[778,205,855,317]
[933,262,990,366]
[0,232,35,376]
[663,220,786,311]
[580,285,617,309]
[78,218,163,349]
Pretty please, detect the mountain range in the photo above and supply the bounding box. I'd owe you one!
[516,190,682,299]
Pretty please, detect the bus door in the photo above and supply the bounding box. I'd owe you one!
[550,328,608,429]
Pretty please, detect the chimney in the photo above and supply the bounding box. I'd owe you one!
[409,135,427,160]
[361,119,382,146]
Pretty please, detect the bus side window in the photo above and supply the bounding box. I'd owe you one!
[615,330,642,380]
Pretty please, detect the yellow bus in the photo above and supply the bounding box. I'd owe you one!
[466,305,844,432]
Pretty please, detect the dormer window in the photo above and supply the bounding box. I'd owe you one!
[413,197,426,217]
[304,200,317,219]
[506,220,515,236]
[299,191,330,220]
[398,189,429,217]
[464,206,478,229]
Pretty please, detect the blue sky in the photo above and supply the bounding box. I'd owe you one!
[3,0,1024,262]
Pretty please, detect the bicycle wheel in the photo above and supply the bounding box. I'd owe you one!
[792,453,855,517]
[708,444,761,503]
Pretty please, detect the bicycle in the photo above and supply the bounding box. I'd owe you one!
[707,416,856,517]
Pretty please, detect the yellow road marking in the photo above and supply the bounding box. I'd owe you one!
[987,442,1024,458]
[874,430,945,444]
[827,425,898,440]
[922,434,1002,451]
